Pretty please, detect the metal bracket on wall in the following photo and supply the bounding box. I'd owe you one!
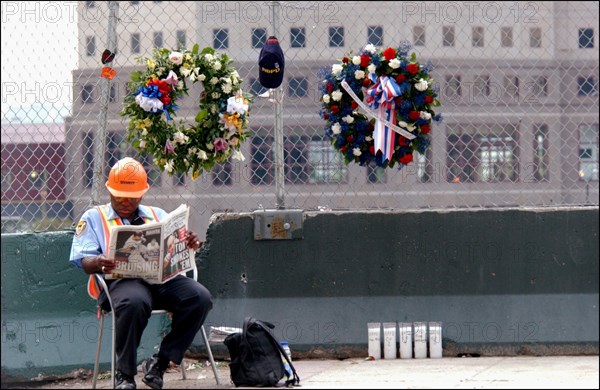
[253,209,304,240]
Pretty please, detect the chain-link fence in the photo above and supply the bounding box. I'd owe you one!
[1,1,599,236]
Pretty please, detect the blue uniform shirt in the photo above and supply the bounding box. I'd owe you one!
[69,203,168,269]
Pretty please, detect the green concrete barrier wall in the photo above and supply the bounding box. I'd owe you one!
[1,231,168,381]
[197,207,599,359]
[2,207,598,380]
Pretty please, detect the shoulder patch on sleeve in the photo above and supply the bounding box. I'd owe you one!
[75,220,87,237]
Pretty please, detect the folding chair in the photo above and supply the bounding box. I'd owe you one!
[88,264,220,389]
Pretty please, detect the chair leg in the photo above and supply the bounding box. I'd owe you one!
[92,313,104,390]
[111,312,116,390]
[181,361,187,380]
[201,325,220,385]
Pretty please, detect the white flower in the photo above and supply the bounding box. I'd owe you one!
[332,64,343,76]
[414,78,429,91]
[231,150,245,161]
[367,64,376,74]
[353,147,362,156]
[352,56,361,65]
[206,143,214,151]
[364,44,377,53]
[141,129,148,137]
[331,122,342,135]
[210,77,219,85]
[342,115,354,124]
[227,95,249,115]
[213,61,222,71]
[139,140,146,149]
[164,160,174,173]
[389,58,401,69]
[135,94,163,113]
[212,92,221,99]
[197,150,208,160]
[322,94,331,104]
[399,120,417,130]
[222,84,233,94]
[420,111,432,120]
[168,51,183,65]
[355,70,365,80]
[173,130,189,144]
[193,67,200,75]
[197,74,206,82]
[180,67,192,77]
[331,90,343,101]
[365,136,373,142]
[204,53,214,62]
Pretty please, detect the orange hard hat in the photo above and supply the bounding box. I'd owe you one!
[105,157,149,198]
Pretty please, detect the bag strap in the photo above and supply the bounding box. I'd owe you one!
[252,319,301,387]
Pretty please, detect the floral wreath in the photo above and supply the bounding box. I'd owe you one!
[121,45,252,179]
[320,42,442,169]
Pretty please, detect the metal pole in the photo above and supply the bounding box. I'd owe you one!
[91,1,119,206]
[270,1,285,209]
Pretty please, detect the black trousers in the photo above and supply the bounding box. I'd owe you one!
[100,276,213,376]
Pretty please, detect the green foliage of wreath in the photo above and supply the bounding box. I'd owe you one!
[121,44,252,179]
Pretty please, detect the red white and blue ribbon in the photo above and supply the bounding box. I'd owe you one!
[366,76,402,163]
[340,80,415,163]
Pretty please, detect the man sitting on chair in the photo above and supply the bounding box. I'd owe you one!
[69,157,213,390]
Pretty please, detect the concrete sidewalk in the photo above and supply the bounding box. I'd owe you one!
[6,355,599,389]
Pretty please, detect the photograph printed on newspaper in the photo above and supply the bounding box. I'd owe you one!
[105,204,194,283]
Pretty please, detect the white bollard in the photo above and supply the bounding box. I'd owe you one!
[382,322,397,359]
[428,321,443,358]
[413,321,428,359]
[367,322,382,359]
[399,322,413,359]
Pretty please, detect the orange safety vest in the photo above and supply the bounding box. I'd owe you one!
[87,204,160,300]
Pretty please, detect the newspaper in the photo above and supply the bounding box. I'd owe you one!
[208,326,243,343]
[105,204,194,284]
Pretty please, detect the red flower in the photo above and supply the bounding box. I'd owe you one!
[383,47,396,61]
[148,78,172,106]
[326,81,334,94]
[394,97,402,106]
[346,135,354,143]
[409,110,421,121]
[351,101,358,110]
[330,105,339,114]
[406,63,419,75]
[400,153,413,164]
[369,145,375,155]
[340,146,347,153]
[360,54,371,67]
[424,95,433,104]
[420,124,431,134]
[398,136,409,146]
[342,57,350,64]
[362,79,372,87]
[395,74,406,83]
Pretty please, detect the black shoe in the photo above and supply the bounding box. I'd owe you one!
[142,355,167,390]
[115,370,136,389]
